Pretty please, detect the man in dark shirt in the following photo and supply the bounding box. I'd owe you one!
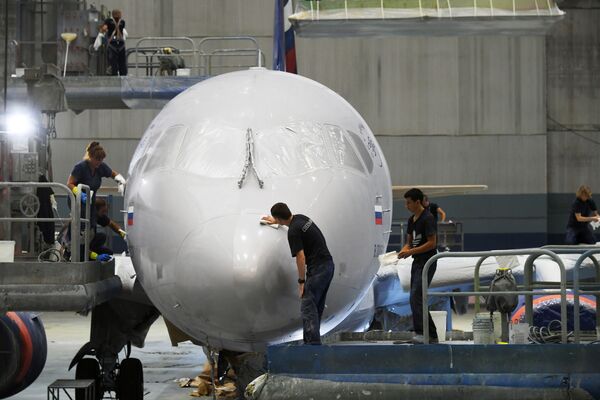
[423,195,446,224]
[90,198,126,255]
[397,188,439,344]
[262,203,334,345]
[566,185,600,245]
[103,9,128,76]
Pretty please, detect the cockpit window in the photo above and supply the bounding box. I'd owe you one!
[256,122,330,176]
[347,130,373,174]
[132,122,369,179]
[324,124,365,174]
[174,123,245,178]
[256,122,366,177]
[133,125,187,175]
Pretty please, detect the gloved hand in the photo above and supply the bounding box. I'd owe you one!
[97,253,112,262]
[114,174,127,195]
[118,229,126,239]
[72,186,87,204]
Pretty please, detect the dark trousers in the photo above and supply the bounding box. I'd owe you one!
[301,260,334,345]
[566,227,596,245]
[410,257,438,338]
[90,232,113,255]
[108,42,127,76]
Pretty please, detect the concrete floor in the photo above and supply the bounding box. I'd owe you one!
[15,309,480,399]
[18,312,207,400]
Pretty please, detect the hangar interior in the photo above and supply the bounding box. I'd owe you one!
[1,0,598,251]
[1,1,600,400]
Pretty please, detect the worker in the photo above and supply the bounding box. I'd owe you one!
[423,195,446,224]
[566,185,600,245]
[91,198,126,256]
[397,188,439,344]
[261,203,335,345]
[103,9,128,76]
[66,141,126,261]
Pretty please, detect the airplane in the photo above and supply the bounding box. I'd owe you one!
[124,67,393,353]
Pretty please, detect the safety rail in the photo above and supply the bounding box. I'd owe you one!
[129,36,264,77]
[422,249,568,344]
[472,245,600,343]
[131,37,198,77]
[389,220,463,251]
[198,36,264,76]
[0,182,91,262]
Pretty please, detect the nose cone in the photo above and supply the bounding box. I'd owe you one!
[169,213,301,345]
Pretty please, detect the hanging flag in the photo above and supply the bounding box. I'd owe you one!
[283,0,297,74]
[273,0,297,73]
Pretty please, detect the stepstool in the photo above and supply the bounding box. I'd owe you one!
[48,379,95,400]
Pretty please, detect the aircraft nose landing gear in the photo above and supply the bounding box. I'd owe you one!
[74,356,143,400]
[116,358,144,400]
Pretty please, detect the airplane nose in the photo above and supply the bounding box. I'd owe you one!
[173,213,300,336]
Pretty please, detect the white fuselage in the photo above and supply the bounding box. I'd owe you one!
[125,69,392,351]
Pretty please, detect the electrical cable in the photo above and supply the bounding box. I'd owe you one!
[547,115,600,146]
[38,247,62,262]
[528,319,574,344]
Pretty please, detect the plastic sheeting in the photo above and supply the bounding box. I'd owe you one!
[290,0,564,36]
[129,120,374,179]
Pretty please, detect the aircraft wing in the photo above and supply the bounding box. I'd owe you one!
[373,251,599,310]
[392,185,488,199]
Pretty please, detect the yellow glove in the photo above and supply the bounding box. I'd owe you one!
[72,186,87,204]
[118,229,126,239]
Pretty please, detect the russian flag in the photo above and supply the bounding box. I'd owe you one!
[127,205,134,226]
[374,205,383,225]
[273,0,297,74]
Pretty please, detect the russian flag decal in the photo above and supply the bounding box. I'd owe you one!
[374,205,383,225]
[127,205,134,226]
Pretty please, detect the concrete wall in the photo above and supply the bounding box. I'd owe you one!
[546,3,600,241]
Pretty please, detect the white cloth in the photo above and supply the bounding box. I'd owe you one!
[93,33,105,51]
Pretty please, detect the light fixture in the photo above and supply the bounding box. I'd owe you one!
[5,110,38,136]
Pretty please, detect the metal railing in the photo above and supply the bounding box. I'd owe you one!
[198,36,264,76]
[422,248,568,344]
[389,220,463,251]
[0,182,91,262]
[131,37,199,77]
[128,36,264,77]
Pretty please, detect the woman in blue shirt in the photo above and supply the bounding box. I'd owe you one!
[566,185,600,245]
[66,141,126,261]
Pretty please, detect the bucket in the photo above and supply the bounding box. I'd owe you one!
[430,311,447,342]
[509,322,529,344]
[176,68,191,76]
[472,313,495,344]
[0,241,16,262]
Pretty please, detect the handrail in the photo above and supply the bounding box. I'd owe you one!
[422,248,568,344]
[569,248,600,343]
[0,182,91,262]
[529,245,600,343]
[133,37,198,77]
[129,36,265,77]
[198,36,263,75]
[473,246,600,312]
